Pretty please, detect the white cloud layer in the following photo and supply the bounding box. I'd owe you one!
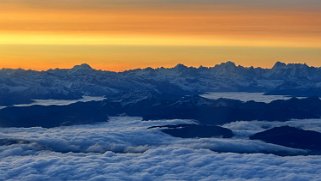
[13,96,106,107]
[0,117,320,180]
[201,92,304,103]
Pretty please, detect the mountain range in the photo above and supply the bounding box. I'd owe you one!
[2,61,321,154]
[1,61,321,106]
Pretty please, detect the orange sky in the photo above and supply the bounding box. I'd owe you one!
[0,0,321,71]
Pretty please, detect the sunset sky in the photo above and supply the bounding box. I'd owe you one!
[0,0,321,71]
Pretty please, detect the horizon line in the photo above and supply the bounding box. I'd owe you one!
[0,61,316,73]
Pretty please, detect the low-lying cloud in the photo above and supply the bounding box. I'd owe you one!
[1,117,321,180]
[222,119,321,138]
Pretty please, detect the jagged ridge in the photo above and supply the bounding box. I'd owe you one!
[0,61,320,105]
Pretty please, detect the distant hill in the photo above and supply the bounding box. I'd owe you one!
[1,95,321,128]
[250,126,321,152]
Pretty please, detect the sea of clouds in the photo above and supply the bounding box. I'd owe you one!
[1,117,321,180]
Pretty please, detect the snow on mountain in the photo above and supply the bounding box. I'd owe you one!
[1,61,321,106]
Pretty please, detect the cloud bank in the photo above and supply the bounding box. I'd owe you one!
[201,92,302,103]
[1,117,320,180]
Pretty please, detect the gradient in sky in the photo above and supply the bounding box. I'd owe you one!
[0,0,320,71]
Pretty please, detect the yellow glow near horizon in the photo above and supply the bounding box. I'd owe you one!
[0,1,321,71]
[1,33,321,48]
[1,44,320,71]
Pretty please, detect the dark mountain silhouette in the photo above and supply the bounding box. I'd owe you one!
[149,124,234,138]
[1,95,321,128]
[126,95,321,124]
[250,126,321,152]
[0,101,110,128]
